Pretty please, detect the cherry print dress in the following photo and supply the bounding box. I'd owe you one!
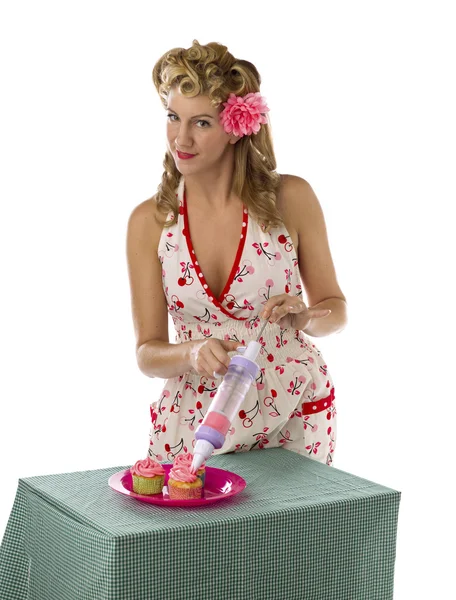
[148,175,337,466]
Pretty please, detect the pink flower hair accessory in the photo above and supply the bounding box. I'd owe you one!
[219,92,270,137]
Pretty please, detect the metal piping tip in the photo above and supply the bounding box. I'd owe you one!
[256,317,269,342]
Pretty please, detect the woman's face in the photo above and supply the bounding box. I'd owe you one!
[165,85,237,173]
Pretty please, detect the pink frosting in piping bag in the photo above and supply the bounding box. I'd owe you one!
[130,457,165,477]
[169,463,198,483]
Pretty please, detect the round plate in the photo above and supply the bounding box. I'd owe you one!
[108,464,247,507]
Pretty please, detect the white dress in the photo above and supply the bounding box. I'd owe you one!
[148,176,337,465]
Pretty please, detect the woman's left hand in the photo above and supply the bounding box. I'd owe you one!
[260,294,331,331]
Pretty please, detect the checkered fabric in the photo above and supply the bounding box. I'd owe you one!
[0,448,401,600]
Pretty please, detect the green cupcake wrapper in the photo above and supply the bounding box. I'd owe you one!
[132,473,165,495]
[197,470,206,486]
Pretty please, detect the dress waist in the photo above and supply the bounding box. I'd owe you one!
[173,318,312,370]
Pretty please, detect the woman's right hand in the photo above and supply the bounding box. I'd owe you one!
[189,338,241,379]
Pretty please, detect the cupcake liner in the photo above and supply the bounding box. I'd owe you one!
[197,469,206,486]
[132,473,164,495]
[168,480,203,500]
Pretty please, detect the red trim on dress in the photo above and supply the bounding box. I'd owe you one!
[183,187,249,320]
[301,387,335,415]
[218,210,248,302]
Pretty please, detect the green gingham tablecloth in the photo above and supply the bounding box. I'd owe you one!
[0,448,401,600]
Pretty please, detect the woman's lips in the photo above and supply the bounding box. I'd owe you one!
[177,150,196,159]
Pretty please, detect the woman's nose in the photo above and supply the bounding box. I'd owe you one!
[175,124,193,147]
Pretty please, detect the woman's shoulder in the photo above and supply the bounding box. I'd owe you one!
[127,195,166,253]
[129,194,169,227]
[276,173,321,221]
[278,173,312,198]
[275,173,312,239]
[128,195,154,226]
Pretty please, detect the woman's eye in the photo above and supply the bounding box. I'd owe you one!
[166,114,209,128]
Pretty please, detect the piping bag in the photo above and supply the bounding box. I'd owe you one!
[190,316,270,474]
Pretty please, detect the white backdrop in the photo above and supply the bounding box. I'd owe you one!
[1,1,455,597]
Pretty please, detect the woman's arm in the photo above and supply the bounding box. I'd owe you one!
[126,197,196,378]
[301,297,348,337]
[136,339,198,379]
[286,175,348,337]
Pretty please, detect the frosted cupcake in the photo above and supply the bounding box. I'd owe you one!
[168,463,203,500]
[174,452,206,485]
[130,457,165,495]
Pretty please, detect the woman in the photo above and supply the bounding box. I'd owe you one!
[126,40,348,466]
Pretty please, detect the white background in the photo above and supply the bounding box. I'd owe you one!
[1,1,455,597]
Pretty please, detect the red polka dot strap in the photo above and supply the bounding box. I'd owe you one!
[302,387,335,415]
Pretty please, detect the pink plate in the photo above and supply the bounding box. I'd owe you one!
[108,464,247,507]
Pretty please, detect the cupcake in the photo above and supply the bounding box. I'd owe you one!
[174,452,206,485]
[130,457,165,495]
[168,463,203,500]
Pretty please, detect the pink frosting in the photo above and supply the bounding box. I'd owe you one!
[174,452,205,470]
[130,457,165,477]
[169,463,198,483]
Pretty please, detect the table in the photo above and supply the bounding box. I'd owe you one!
[0,448,401,600]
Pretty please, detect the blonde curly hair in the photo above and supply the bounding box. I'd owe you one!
[151,39,284,233]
